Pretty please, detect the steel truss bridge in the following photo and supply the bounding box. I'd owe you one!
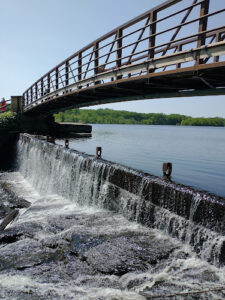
[23,0,225,116]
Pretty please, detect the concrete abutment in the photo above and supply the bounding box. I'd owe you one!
[10,96,92,135]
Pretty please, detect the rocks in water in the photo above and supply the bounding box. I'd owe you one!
[0,181,31,237]
[84,236,175,276]
[0,231,23,244]
[71,234,106,255]
[0,171,225,299]
[0,181,30,220]
[0,209,19,231]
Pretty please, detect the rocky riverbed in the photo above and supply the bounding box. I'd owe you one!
[0,172,225,300]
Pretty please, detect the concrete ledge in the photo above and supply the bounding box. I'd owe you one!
[54,122,92,134]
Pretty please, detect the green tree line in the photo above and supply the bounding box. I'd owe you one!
[54,109,225,127]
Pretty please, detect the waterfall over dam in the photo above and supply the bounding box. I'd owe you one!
[1,133,225,299]
[17,133,225,266]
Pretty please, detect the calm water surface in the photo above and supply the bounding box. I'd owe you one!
[57,124,225,197]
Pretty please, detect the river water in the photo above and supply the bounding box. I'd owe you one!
[0,134,225,299]
[57,124,225,197]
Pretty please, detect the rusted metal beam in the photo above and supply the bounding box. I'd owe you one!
[35,83,38,100]
[68,64,77,83]
[23,0,225,110]
[213,33,224,63]
[49,73,56,92]
[30,86,33,103]
[94,1,202,60]
[176,45,182,68]
[78,52,82,83]
[56,67,59,90]
[84,49,94,79]
[65,61,69,86]
[149,10,157,73]
[196,0,210,64]
[26,92,28,105]
[127,17,150,77]
[149,10,157,59]
[120,26,225,64]
[128,16,150,65]
[41,79,44,97]
[123,29,225,66]
[57,69,65,88]
[25,2,198,94]
[195,76,214,89]
[162,0,198,57]
[23,0,221,96]
[94,42,99,76]
[122,9,225,59]
[104,35,117,68]
[25,43,225,110]
[47,74,50,94]
[117,29,123,80]
[214,33,220,63]
[201,34,217,64]
[82,9,224,74]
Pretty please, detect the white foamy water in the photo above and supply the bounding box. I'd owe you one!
[1,171,225,299]
[17,135,225,263]
[0,135,225,299]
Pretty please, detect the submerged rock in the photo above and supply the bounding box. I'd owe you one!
[0,180,30,219]
[85,236,175,275]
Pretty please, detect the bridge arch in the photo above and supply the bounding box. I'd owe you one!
[22,0,225,117]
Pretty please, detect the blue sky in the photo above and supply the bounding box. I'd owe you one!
[0,0,224,117]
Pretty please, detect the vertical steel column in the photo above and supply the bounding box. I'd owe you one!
[56,68,59,90]
[22,95,25,109]
[94,42,99,75]
[41,79,44,97]
[214,33,221,63]
[30,87,33,103]
[47,74,50,93]
[78,52,82,88]
[176,45,182,68]
[149,10,157,72]
[35,83,38,100]
[26,91,28,106]
[94,42,99,84]
[65,61,69,86]
[116,28,122,80]
[196,0,209,64]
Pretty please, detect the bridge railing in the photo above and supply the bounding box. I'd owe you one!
[23,0,225,108]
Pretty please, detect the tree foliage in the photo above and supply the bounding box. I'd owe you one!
[181,117,225,127]
[54,109,225,127]
[0,111,18,131]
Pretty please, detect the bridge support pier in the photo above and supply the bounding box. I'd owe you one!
[19,115,56,135]
[11,96,56,134]
[10,96,91,135]
[11,96,23,114]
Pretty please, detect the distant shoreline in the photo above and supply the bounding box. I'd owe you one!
[55,108,225,127]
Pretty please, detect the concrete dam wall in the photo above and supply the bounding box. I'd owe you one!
[17,133,225,265]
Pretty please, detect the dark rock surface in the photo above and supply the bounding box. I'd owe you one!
[85,236,175,275]
[1,171,225,299]
[0,179,30,219]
